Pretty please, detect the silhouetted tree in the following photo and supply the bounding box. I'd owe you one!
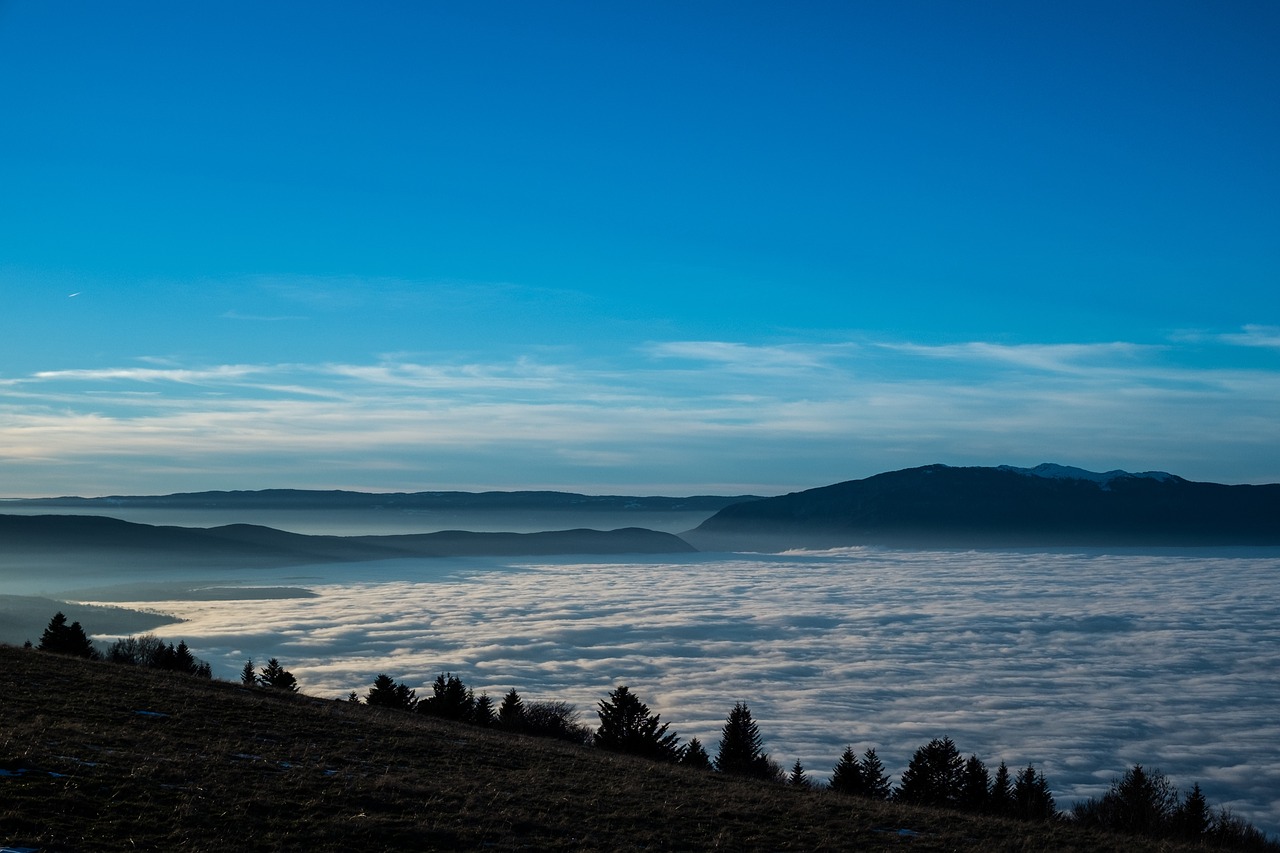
[788,759,811,789]
[680,737,711,770]
[419,672,474,721]
[524,700,592,744]
[241,659,257,686]
[1172,782,1211,840]
[497,688,525,732]
[896,737,964,808]
[1207,807,1280,852]
[830,746,865,795]
[593,686,679,761]
[473,693,494,727]
[259,657,298,692]
[988,761,1014,815]
[38,612,98,659]
[714,702,772,779]
[366,674,417,710]
[1073,764,1175,835]
[1012,764,1056,821]
[860,748,892,800]
[958,754,991,812]
[108,634,166,667]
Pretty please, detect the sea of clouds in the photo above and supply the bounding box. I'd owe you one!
[81,548,1280,835]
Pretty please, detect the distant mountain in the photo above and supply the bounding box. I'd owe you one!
[685,464,1280,550]
[0,514,696,569]
[4,489,757,512]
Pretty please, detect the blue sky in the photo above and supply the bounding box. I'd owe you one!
[2,1,1278,496]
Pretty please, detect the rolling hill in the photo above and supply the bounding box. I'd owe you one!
[686,464,1280,550]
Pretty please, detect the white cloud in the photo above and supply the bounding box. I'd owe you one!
[2,332,1280,494]
[64,548,1280,837]
[1220,325,1280,349]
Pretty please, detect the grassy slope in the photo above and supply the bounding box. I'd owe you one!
[1,645,1193,852]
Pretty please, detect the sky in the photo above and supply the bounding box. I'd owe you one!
[2,1,1278,496]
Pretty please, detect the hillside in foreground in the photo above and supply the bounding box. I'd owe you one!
[0,645,1219,852]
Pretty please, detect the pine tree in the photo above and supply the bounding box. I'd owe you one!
[860,748,892,800]
[896,737,964,808]
[593,686,680,761]
[958,754,991,812]
[788,759,811,789]
[259,658,298,692]
[473,693,495,727]
[419,673,474,721]
[241,659,257,686]
[1012,764,1056,821]
[366,674,416,710]
[37,612,98,659]
[988,761,1014,815]
[173,641,196,674]
[680,737,711,770]
[37,611,69,652]
[830,746,865,795]
[714,702,772,779]
[1173,782,1212,840]
[497,688,525,732]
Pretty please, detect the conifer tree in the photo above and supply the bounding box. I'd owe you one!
[714,702,772,779]
[38,612,98,659]
[473,693,495,727]
[419,672,474,721]
[1012,764,1056,821]
[593,685,679,761]
[958,754,991,812]
[896,737,964,808]
[1173,782,1212,840]
[988,761,1014,815]
[366,674,416,710]
[788,759,811,789]
[680,737,711,770]
[830,746,865,795]
[859,748,892,800]
[259,658,299,692]
[497,688,525,732]
[241,659,257,686]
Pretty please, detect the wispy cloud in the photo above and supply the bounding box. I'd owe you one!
[877,341,1155,374]
[2,332,1279,494]
[1220,325,1280,349]
[645,341,845,374]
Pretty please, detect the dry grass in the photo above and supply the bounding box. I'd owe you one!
[1,645,1202,851]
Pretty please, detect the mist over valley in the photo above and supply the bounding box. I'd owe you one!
[6,466,1280,837]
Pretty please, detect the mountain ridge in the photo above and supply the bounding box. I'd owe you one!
[0,513,697,569]
[687,463,1280,550]
[1,488,758,511]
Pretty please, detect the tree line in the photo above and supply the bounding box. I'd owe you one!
[26,613,1279,851]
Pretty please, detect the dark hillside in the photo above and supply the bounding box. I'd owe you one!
[688,465,1280,550]
[0,645,1207,852]
[0,514,695,570]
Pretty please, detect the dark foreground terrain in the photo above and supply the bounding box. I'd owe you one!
[0,646,1221,852]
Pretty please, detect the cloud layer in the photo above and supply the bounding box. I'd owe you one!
[87,548,1280,836]
[3,331,1280,495]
